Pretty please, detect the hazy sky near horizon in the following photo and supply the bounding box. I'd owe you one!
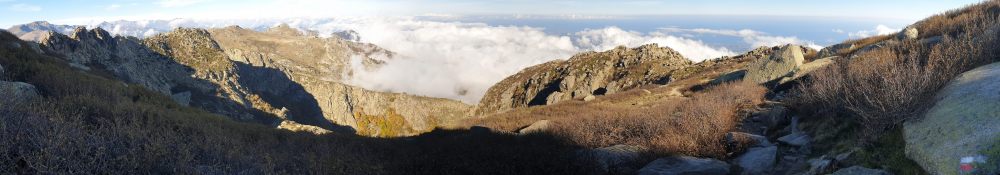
[0,0,984,27]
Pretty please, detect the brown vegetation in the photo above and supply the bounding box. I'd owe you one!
[470,81,767,158]
[793,0,1000,141]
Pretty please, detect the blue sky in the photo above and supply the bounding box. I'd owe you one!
[0,0,984,27]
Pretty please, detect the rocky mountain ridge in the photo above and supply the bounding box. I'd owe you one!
[30,25,471,136]
[475,44,693,115]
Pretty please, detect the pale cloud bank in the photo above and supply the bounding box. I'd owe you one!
[848,24,900,38]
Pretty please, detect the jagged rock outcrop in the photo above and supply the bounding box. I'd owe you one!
[476,44,693,115]
[35,26,470,137]
[205,25,470,136]
[744,44,804,84]
[637,156,731,175]
[904,62,1000,175]
[37,27,259,121]
[333,30,362,42]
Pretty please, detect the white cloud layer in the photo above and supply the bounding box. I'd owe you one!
[60,17,821,103]
[659,27,824,50]
[848,24,900,38]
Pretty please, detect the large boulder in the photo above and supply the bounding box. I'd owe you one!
[637,156,730,175]
[587,144,648,174]
[898,27,919,40]
[904,62,1000,175]
[733,146,777,175]
[171,91,192,107]
[518,120,552,135]
[1,81,40,104]
[817,43,855,58]
[745,45,804,84]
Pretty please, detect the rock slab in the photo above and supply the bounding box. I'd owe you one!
[904,62,1000,175]
[734,146,777,175]
[637,156,730,175]
[829,166,891,175]
[518,120,552,135]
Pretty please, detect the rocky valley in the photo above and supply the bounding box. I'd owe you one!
[2,0,1000,175]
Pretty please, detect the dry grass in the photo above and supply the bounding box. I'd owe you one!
[470,81,767,158]
[793,0,1000,142]
[915,0,1000,38]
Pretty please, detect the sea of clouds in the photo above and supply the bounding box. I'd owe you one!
[67,17,882,103]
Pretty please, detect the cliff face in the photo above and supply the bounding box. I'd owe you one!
[36,26,471,137]
[475,44,693,115]
[206,25,470,136]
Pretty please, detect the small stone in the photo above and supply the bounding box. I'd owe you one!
[583,95,596,102]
